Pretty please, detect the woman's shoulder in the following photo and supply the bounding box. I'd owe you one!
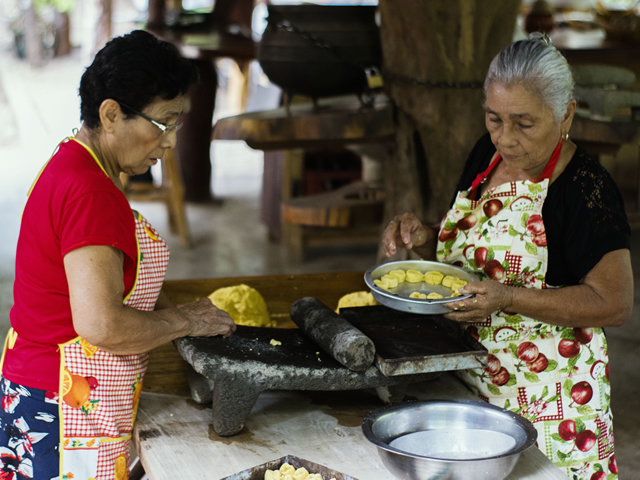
[47,140,118,193]
[557,144,622,194]
[551,143,629,229]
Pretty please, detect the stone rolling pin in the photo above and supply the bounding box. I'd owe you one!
[290,297,376,372]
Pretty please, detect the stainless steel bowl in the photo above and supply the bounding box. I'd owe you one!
[362,399,537,480]
[364,260,479,314]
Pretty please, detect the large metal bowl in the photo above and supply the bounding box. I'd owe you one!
[362,399,537,480]
[364,260,479,315]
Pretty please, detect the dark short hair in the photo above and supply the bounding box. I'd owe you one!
[79,30,199,129]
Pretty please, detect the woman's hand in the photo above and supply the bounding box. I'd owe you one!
[382,213,432,257]
[178,298,236,338]
[443,280,514,322]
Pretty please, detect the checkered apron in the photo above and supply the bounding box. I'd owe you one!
[58,211,169,480]
[437,145,617,479]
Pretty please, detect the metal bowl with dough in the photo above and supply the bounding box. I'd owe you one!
[364,260,479,315]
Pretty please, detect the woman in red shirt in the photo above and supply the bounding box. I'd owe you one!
[1,30,235,479]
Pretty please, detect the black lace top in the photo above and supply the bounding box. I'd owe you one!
[452,133,631,287]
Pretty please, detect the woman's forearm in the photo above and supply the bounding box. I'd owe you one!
[447,250,633,328]
[65,245,235,355]
[507,282,631,328]
[88,304,191,355]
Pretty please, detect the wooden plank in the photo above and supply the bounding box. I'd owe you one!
[134,373,568,480]
[281,181,384,227]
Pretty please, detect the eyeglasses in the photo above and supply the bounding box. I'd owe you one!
[118,102,183,135]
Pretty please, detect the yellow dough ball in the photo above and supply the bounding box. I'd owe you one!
[451,279,467,292]
[265,470,282,480]
[336,291,379,312]
[293,468,309,480]
[405,269,424,283]
[442,275,458,288]
[388,269,406,283]
[279,464,295,476]
[423,271,444,285]
[208,284,274,327]
[426,292,444,299]
[381,274,399,288]
[374,279,391,291]
[409,291,428,299]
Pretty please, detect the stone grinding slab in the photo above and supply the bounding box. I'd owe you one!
[339,306,488,376]
[174,325,439,437]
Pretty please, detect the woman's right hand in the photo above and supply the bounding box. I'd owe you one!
[382,213,431,257]
[179,298,236,338]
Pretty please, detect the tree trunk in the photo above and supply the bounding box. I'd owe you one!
[93,0,112,56]
[55,11,72,57]
[23,1,43,67]
[378,0,521,259]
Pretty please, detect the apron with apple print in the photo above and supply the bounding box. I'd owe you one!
[436,140,617,480]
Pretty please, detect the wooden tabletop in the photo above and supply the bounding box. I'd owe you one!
[134,373,568,480]
[212,95,395,150]
[147,25,256,61]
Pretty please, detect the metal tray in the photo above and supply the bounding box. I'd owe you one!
[220,455,359,480]
[364,260,478,315]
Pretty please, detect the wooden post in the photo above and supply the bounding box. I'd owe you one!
[378,0,521,258]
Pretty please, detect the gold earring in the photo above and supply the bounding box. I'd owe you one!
[562,133,569,141]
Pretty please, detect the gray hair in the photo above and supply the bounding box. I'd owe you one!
[484,32,574,123]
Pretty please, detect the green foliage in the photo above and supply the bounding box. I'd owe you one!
[35,0,75,13]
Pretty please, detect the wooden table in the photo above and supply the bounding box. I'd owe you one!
[136,273,568,479]
[134,374,567,479]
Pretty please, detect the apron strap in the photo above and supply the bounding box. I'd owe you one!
[468,138,564,199]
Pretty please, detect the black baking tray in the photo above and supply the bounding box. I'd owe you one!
[220,455,359,480]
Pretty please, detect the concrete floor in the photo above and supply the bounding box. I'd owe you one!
[0,32,638,480]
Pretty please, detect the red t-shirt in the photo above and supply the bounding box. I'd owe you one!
[4,139,137,392]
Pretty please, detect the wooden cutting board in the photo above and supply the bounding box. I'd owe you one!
[339,306,488,376]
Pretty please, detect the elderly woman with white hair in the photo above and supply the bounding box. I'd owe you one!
[382,33,631,478]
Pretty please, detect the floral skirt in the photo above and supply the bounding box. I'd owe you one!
[0,376,60,479]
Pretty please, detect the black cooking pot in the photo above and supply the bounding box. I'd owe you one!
[257,5,381,98]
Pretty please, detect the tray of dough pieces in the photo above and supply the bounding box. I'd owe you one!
[364,260,478,315]
[220,455,359,480]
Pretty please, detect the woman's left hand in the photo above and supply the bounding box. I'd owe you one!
[443,280,514,322]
